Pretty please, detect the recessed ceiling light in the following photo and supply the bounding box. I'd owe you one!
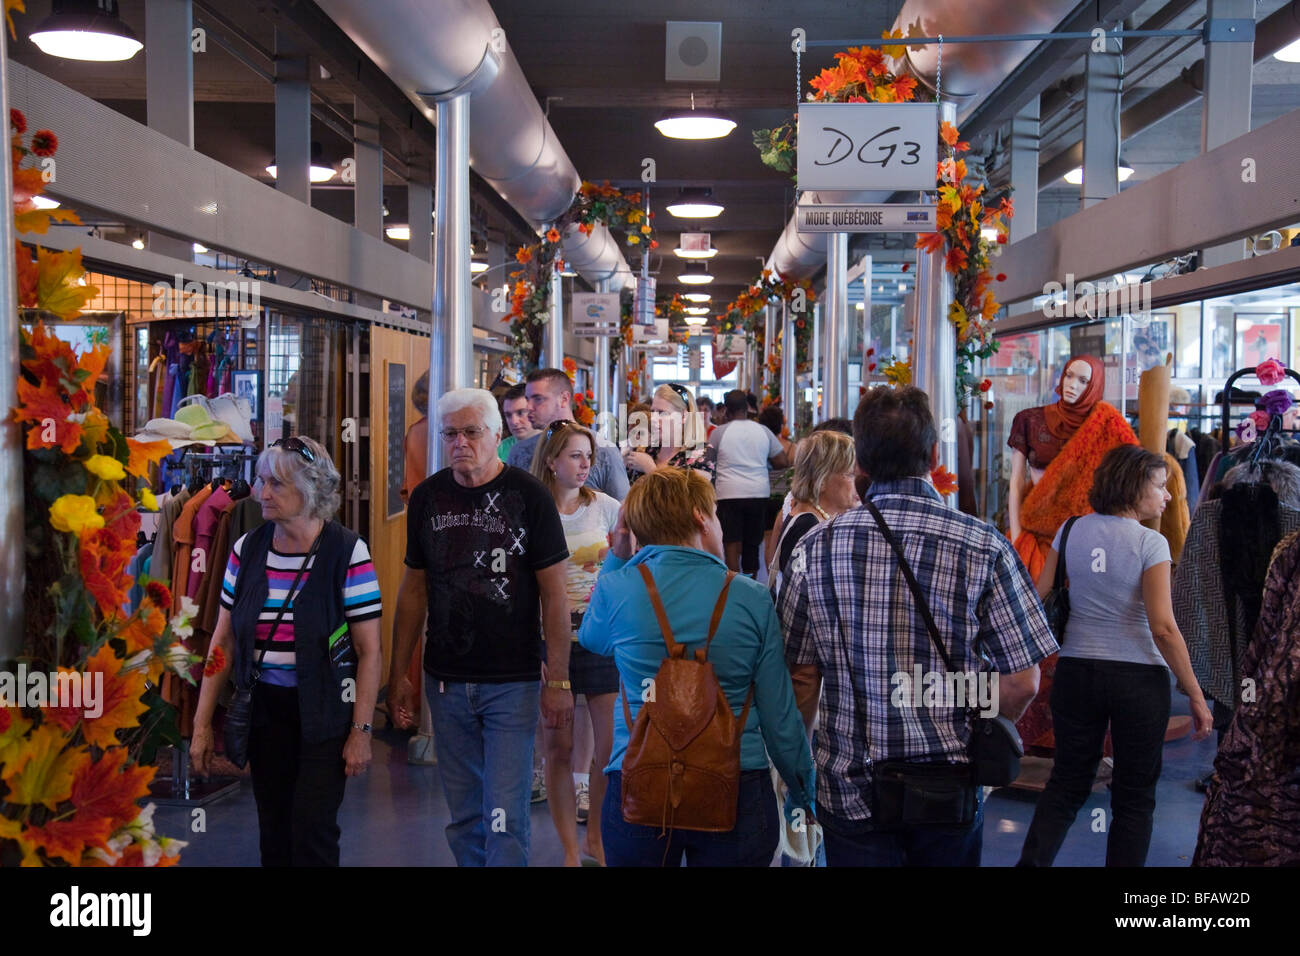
[193,242,208,254]
[677,261,713,284]
[666,187,723,218]
[31,195,61,210]
[30,0,143,62]
[682,293,711,303]
[266,163,338,183]
[386,224,410,241]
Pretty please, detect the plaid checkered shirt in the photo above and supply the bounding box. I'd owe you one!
[778,477,1058,821]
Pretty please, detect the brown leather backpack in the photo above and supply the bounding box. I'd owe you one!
[620,564,753,833]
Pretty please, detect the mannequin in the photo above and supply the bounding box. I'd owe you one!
[1006,355,1139,758]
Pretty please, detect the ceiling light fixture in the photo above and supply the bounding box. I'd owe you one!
[654,93,736,140]
[386,224,410,241]
[682,292,711,303]
[677,261,714,284]
[31,195,61,210]
[684,306,710,315]
[192,242,208,254]
[674,245,717,259]
[684,315,709,325]
[131,236,145,250]
[666,187,723,218]
[266,163,338,184]
[470,260,488,274]
[1274,37,1300,62]
[1063,162,1135,185]
[30,0,143,62]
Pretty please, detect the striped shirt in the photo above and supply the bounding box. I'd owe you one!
[778,477,1057,821]
[221,533,383,687]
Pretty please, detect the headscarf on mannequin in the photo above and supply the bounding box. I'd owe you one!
[1044,354,1106,441]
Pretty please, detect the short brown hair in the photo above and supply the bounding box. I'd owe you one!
[530,420,595,506]
[1089,445,1167,515]
[526,367,573,399]
[853,386,937,480]
[791,431,855,504]
[623,466,716,546]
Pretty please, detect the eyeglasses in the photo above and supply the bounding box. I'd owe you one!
[543,419,576,443]
[439,425,490,442]
[270,436,315,463]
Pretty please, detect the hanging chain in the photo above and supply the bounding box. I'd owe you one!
[795,44,802,106]
[935,34,943,104]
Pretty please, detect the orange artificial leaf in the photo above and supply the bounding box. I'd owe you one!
[80,527,134,618]
[15,206,80,236]
[981,290,1001,321]
[24,814,117,866]
[80,644,149,750]
[14,378,83,454]
[915,232,944,255]
[126,436,172,478]
[1,724,92,809]
[931,465,958,496]
[880,28,906,59]
[15,241,38,306]
[945,246,969,274]
[940,121,959,147]
[4,0,24,42]
[41,668,87,732]
[0,706,33,767]
[893,74,918,101]
[70,746,156,833]
[36,247,98,320]
[12,165,44,207]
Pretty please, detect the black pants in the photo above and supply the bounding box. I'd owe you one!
[1018,657,1171,867]
[247,683,348,867]
[717,497,769,575]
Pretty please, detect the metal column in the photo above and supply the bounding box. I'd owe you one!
[145,0,194,259]
[407,178,433,265]
[823,233,849,420]
[1009,97,1040,244]
[0,22,21,664]
[353,98,383,239]
[594,279,612,442]
[781,299,797,427]
[762,304,776,396]
[810,302,821,424]
[1201,0,1255,268]
[545,270,564,370]
[429,92,473,478]
[1081,29,1121,209]
[273,30,311,205]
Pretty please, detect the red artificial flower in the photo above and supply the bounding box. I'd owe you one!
[649,240,659,249]
[996,273,1007,282]
[204,646,227,678]
[545,228,561,244]
[901,262,911,273]
[10,108,26,133]
[997,233,1008,245]
[585,389,594,400]
[978,379,992,393]
[31,130,57,157]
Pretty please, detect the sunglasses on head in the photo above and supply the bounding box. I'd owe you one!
[666,382,692,403]
[543,419,577,443]
[271,436,315,463]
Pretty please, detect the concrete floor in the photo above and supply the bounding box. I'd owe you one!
[155,674,1218,867]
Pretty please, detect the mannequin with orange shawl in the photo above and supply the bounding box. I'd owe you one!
[1007,355,1139,752]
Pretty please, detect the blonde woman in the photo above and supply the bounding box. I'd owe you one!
[623,383,713,483]
[531,420,620,865]
[769,431,859,600]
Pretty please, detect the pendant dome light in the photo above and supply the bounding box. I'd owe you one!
[677,261,714,284]
[682,292,711,303]
[654,92,736,140]
[1063,159,1134,185]
[666,187,724,218]
[30,0,143,62]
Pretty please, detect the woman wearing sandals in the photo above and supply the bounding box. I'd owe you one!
[532,420,621,865]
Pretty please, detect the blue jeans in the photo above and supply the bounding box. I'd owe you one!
[426,679,539,867]
[601,769,778,866]
[820,788,984,866]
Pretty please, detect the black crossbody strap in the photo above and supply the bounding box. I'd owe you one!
[1053,515,1081,591]
[248,524,325,687]
[864,499,956,675]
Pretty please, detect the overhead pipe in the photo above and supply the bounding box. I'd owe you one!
[313,0,634,291]
[767,0,1086,280]
[1038,0,1300,188]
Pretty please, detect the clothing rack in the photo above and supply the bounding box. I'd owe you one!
[176,446,257,486]
[1219,365,1300,439]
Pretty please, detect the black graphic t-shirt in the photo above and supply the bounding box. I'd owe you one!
[406,465,568,682]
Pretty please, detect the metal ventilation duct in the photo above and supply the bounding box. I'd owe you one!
[766,0,1081,280]
[313,0,635,290]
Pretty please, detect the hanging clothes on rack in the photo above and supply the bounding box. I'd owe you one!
[189,482,232,601]
[152,486,191,592]
[171,482,213,601]
[158,330,179,420]
[1167,429,1200,504]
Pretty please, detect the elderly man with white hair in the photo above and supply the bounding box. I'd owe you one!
[389,387,572,867]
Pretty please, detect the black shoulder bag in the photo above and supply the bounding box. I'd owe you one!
[864,500,1023,819]
[223,527,324,769]
[1041,515,1080,645]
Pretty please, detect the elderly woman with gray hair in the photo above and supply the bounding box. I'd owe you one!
[191,435,384,866]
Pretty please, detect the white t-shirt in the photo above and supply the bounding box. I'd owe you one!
[708,420,784,500]
[558,491,622,625]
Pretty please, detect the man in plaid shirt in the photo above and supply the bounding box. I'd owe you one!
[779,386,1056,866]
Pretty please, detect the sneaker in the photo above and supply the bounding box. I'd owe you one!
[575,780,590,823]
[531,769,547,804]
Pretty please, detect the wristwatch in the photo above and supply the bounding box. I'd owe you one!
[351,721,373,734]
[544,679,571,690]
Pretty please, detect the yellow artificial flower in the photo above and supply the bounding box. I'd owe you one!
[139,488,159,511]
[49,494,104,535]
[84,454,126,482]
[640,224,652,234]
[627,235,640,245]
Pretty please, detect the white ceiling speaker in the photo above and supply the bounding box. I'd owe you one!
[665,21,721,83]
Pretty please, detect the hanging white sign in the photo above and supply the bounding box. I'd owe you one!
[571,292,621,336]
[796,102,938,192]
[796,202,937,233]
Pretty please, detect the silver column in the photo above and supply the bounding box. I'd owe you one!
[0,22,22,664]
[911,104,958,496]
[1009,97,1040,244]
[594,279,612,442]
[762,304,776,395]
[145,0,194,259]
[780,298,797,429]
[810,302,821,424]
[353,98,383,239]
[823,233,849,420]
[545,269,564,370]
[429,92,473,477]
[1081,29,1121,209]
[1201,0,1255,268]
[273,30,311,205]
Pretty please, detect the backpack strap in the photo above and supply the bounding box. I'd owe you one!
[702,571,738,657]
[638,564,685,658]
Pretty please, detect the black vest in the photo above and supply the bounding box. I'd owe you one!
[230,519,358,743]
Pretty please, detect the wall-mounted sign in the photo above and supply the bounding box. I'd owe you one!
[571,292,621,336]
[795,202,937,233]
[796,102,938,192]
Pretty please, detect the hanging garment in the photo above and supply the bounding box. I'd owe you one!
[125,541,154,615]
[189,484,232,602]
[170,484,213,602]
[151,487,191,592]
[1158,450,1191,564]
[1194,529,1300,866]
[189,339,211,398]
[1168,429,1201,505]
